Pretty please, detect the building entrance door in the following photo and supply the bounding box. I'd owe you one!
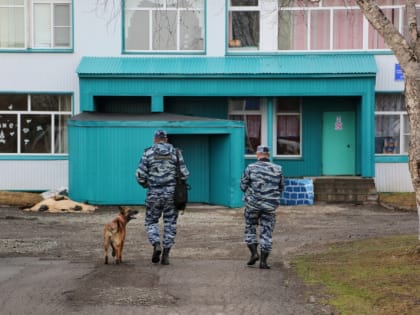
[322,111,356,175]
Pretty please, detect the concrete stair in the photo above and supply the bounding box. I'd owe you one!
[313,177,378,204]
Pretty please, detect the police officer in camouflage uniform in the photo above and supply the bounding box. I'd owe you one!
[136,130,189,265]
[240,145,284,269]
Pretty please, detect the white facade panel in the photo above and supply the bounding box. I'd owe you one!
[375,163,414,192]
[374,55,405,92]
[0,160,68,191]
[206,0,225,56]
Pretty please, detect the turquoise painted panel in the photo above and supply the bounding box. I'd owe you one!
[77,55,377,77]
[68,119,245,207]
[170,135,210,203]
[209,135,232,206]
[79,77,376,112]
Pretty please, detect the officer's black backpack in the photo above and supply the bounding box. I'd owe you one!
[174,149,189,210]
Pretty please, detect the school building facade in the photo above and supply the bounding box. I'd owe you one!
[0,0,416,207]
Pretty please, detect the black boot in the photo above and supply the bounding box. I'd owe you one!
[247,244,259,266]
[260,251,271,269]
[161,247,171,265]
[152,243,162,263]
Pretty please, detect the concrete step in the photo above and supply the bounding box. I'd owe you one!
[313,177,378,204]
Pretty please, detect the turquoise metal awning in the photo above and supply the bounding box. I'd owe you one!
[77,55,377,78]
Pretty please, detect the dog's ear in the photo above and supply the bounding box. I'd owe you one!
[118,206,126,214]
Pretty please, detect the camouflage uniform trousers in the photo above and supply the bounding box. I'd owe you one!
[244,206,276,253]
[145,193,179,249]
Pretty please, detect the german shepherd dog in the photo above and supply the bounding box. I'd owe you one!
[104,206,138,264]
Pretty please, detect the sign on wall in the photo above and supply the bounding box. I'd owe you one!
[394,64,404,81]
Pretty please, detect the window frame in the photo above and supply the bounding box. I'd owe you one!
[228,97,267,157]
[0,93,72,155]
[123,0,205,53]
[273,97,302,158]
[374,93,408,156]
[227,0,418,53]
[228,0,261,51]
[0,0,73,51]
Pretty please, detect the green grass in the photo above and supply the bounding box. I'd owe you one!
[293,235,420,315]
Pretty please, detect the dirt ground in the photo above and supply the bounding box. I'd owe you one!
[0,202,418,315]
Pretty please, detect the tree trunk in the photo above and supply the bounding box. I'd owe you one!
[405,77,420,240]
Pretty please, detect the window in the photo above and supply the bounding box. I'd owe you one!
[228,97,265,155]
[0,94,71,154]
[124,0,205,52]
[228,0,260,50]
[275,97,301,156]
[227,0,418,52]
[0,0,72,50]
[375,94,408,155]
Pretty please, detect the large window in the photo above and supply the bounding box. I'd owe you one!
[229,0,414,52]
[275,97,301,156]
[278,0,406,51]
[124,0,205,52]
[0,0,72,50]
[0,94,71,154]
[228,97,265,155]
[375,94,408,155]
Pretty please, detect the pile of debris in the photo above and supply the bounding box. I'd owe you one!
[0,188,96,213]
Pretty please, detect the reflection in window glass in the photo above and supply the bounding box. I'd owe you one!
[276,97,301,156]
[229,98,262,155]
[0,94,71,154]
[375,94,405,111]
[152,10,177,50]
[0,114,18,153]
[0,94,27,111]
[0,5,25,48]
[125,10,149,50]
[375,115,400,154]
[277,116,300,155]
[231,114,261,154]
[230,11,259,48]
[278,10,307,50]
[55,114,70,154]
[21,114,51,154]
[375,93,407,155]
[54,4,71,47]
[124,0,204,52]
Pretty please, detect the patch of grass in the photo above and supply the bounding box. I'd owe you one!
[293,235,420,315]
[379,192,416,210]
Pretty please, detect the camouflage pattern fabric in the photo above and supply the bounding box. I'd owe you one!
[240,159,284,212]
[244,209,276,252]
[240,158,284,252]
[136,142,189,248]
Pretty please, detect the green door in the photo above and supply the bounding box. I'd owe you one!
[322,111,355,175]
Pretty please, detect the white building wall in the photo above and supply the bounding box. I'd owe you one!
[0,160,68,191]
[375,163,414,192]
[0,0,413,193]
[374,55,405,92]
[0,0,227,191]
[373,55,412,192]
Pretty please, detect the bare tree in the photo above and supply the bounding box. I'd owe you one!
[354,0,419,241]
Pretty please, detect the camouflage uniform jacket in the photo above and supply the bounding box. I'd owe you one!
[136,142,189,196]
[240,158,284,211]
